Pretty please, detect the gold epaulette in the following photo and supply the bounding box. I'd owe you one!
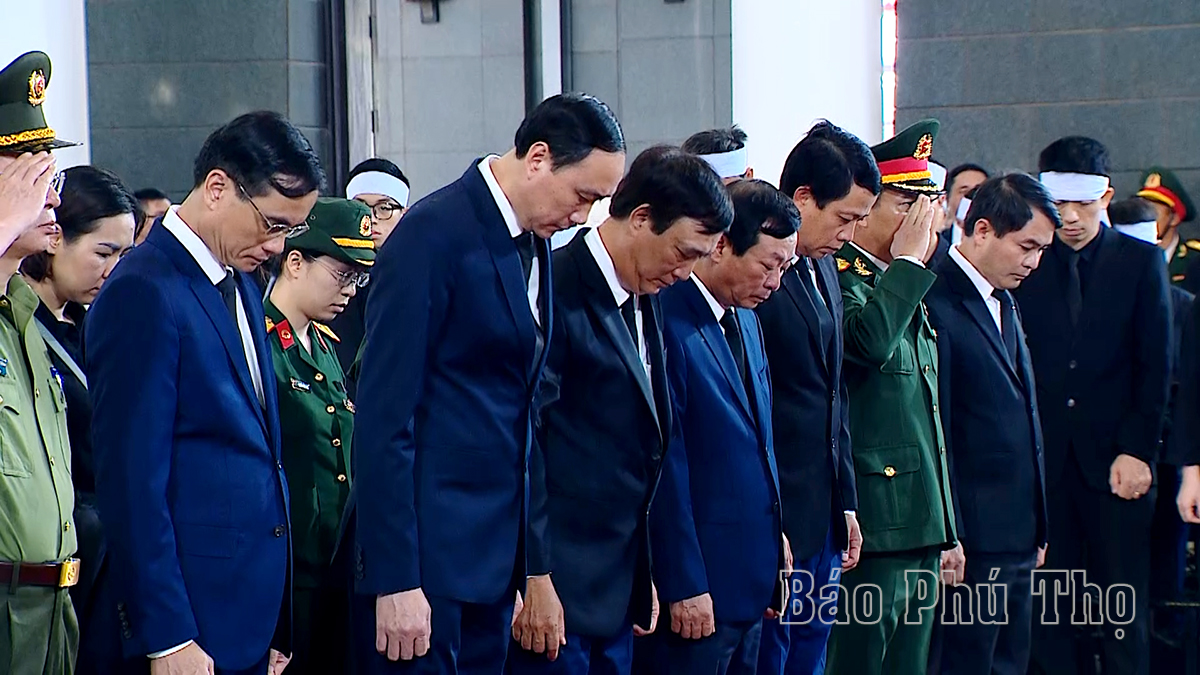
[313,322,341,343]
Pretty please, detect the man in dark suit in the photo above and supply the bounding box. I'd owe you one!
[754,121,879,675]
[87,111,325,675]
[1019,137,1171,675]
[925,173,1059,674]
[929,164,989,269]
[652,179,798,674]
[505,146,732,675]
[350,93,626,675]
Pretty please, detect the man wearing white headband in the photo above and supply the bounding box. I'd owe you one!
[331,158,413,395]
[1019,136,1171,675]
[681,125,753,184]
[346,157,411,246]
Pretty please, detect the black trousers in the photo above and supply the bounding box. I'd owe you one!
[930,550,1038,675]
[1030,458,1154,675]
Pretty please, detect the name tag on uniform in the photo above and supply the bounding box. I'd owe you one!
[0,357,8,377]
[343,399,356,413]
[290,378,311,393]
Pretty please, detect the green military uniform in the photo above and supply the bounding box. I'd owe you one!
[266,198,373,675]
[826,120,957,675]
[1136,167,1197,285]
[0,51,81,675]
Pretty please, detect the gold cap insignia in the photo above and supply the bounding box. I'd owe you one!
[914,134,933,160]
[1145,173,1162,189]
[836,258,850,273]
[359,214,372,237]
[28,70,46,106]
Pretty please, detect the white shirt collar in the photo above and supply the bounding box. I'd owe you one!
[477,155,523,239]
[850,242,889,272]
[948,244,996,302]
[584,228,630,307]
[691,274,726,323]
[160,206,228,284]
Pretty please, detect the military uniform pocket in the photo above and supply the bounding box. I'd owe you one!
[0,384,30,478]
[855,445,929,532]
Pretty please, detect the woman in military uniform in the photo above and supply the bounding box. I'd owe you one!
[263,198,374,674]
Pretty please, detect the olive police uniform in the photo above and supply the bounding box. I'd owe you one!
[0,51,81,675]
[265,199,374,674]
[825,120,958,675]
[1136,167,1197,288]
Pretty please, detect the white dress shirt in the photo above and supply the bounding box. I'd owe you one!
[161,207,265,406]
[948,244,1002,334]
[584,228,650,379]
[691,274,728,329]
[478,155,540,326]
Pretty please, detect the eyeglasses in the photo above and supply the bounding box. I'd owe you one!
[314,257,370,289]
[50,170,65,196]
[237,183,310,239]
[360,199,403,223]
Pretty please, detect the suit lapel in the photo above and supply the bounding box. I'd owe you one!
[464,165,540,379]
[572,240,659,431]
[943,261,1022,386]
[684,282,754,422]
[818,257,844,375]
[645,295,671,446]
[185,275,267,426]
[740,309,781,497]
[781,270,830,376]
[238,273,278,447]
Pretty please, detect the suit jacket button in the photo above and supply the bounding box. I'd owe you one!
[1067,398,1076,408]
[123,630,133,640]
[274,525,286,537]
[1069,360,1077,369]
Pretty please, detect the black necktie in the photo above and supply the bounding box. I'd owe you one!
[719,309,749,390]
[993,288,1019,366]
[216,270,238,320]
[804,260,835,351]
[1065,251,1083,328]
[620,297,638,347]
[515,232,536,287]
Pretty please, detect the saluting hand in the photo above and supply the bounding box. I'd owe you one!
[376,588,432,661]
[1177,465,1200,524]
[1109,453,1152,500]
[513,574,566,660]
[890,195,935,261]
[0,152,56,236]
[670,593,715,640]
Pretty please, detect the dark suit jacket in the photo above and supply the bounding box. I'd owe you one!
[755,258,856,559]
[528,234,670,638]
[926,257,1048,554]
[87,224,290,669]
[651,279,783,624]
[1014,226,1172,491]
[350,161,551,604]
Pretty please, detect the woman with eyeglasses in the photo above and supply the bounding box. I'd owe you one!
[331,158,411,397]
[263,198,374,675]
[19,165,137,671]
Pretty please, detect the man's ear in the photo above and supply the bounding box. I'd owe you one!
[744,167,755,180]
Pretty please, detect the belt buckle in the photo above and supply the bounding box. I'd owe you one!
[58,558,80,588]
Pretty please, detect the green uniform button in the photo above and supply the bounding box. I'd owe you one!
[332,438,342,448]
[884,466,897,477]
[337,474,347,483]
[314,373,325,382]
[326,405,336,414]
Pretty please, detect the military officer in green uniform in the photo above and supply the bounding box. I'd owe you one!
[264,198,374,675]
[825,120,959,675]
[0,51,84,675]
[1135,167,1199,287]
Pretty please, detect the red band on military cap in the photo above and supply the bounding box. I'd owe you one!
[877,156,928,178]
[1138,186,1186,221]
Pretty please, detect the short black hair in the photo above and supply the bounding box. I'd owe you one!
[608,145,733,236]
[134,187,169,202]
[681,126,747,156]
[193,110,326,198]
[946,163,990,192]
[1109,197,1159,226]
[779,120,881,209]
[724,179,800,256]
[514,92,625,170]
[1038,136,1110,177]
[348,158,410,189]
[964,173,1063,238]
[23,166,139,281]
